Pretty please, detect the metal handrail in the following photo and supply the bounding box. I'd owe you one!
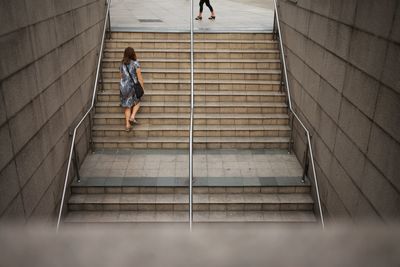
[56,0,111,231]
[189,0,194,231]
[272,0,325,228]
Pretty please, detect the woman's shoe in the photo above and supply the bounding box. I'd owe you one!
[208,16,216,20]
[125,126,132,132]
[129,118,140,125]
[195,16,202,20]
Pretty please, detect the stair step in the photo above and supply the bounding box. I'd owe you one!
[103,58,281,63]
[71,176,311,193]
[98,90,285,96]
[104,49,280,59]
[92,136,290,149]
[110,32,274,40]
[104,48,279,54]
[97,90,286,103]
[94,113,288,119]
[92,124,290,138]
[101,79,281,91]
[95,101,287,114]
[105,39,279,49]
[102,58,281,69]
[102,78,281,85]
[93,125,290,131]
[103,68,281,74]
[106,39,278,44]
[68,193,313,212]
[93,113,289,126]
[96,101,287,107]
[64,210,316,223]
[103,68,281,80]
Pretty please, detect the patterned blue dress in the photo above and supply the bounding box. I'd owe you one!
[119,60,141,108]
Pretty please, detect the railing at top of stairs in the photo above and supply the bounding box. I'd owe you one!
[56,0,112,232]
[272,0,325,229]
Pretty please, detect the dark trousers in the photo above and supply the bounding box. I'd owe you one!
[199,0,213,13]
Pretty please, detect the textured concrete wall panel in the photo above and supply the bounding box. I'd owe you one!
[58,39,80,74]
[313,135,333,177]
[0,0,106,221]
[34,49,63,94]
[367,125,400,192]
[318,79,341,121]
[302,64,321,100]
[14,125,51,188]
[391,4,400,43]
[70,0,97,10]
[29,19,58,61]
[1,194,26,222]
[349,30,387,80]
[54,12,76,46]
[381,42,400,94]
[308,13,329,47]
[310,0,330,17]
[314,107,337,151]
[1,64,39,118]
[354,0,397,38]
[327,0,356,25]
[0,28,34,80]
[0,0,29,36]
[304,39,325,73]
[0,161,20,216]
[342,65,380,118]
[333,129,366,187]
[0,91,6,126]
[9,99,44,154]
[325,20,352,60]
[328,158,362,218]
[338,98,372,153]
[0,124,14,172]
[320,52,346,92]
[374,86,400,143]
[279,0,400,222]
[53,0,72,16]
[24,0,55,25]
[361,160,400,221]
[39,80,65,122]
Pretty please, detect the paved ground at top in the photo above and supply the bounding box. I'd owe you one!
[110,0,274,32]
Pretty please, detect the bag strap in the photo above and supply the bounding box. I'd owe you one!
[124,64,137,84]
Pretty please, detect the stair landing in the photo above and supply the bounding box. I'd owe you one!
[78,149,303,179]
[65,149,316,224]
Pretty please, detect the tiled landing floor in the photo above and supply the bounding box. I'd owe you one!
[79,149,304,179]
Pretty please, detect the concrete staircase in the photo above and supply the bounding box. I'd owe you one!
[63,32,316,226]
[93,32,290,149]
[65,176,315,224]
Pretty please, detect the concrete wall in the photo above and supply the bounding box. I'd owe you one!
[0,0,107,223]
[278,0,400,223]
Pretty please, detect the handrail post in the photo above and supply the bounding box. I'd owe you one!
[302,139,309,183]
[106,0,112,39]
[189,0,194,231]
[73,143,81,183]
[288,112,293,153]
[89,111,94,153]
[280,64,284,93]
[273,11,277,40]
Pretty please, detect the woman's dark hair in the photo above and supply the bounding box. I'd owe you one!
[122,47,137,65]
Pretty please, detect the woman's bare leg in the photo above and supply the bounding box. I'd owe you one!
[130,103,141,121]
[124,107,131,128]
